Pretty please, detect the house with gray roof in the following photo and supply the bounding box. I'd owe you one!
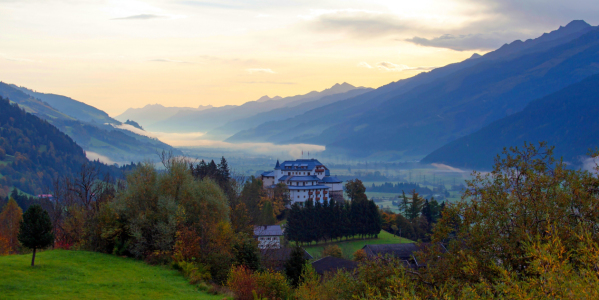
[254,225,284,249]
[261,158,343,205]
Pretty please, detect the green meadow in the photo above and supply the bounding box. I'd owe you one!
[304,230,412,259]
[0,250,225,300]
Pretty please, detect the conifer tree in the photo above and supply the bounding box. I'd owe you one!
[407,190,424,220]
[18,204,54,266]
[400,190,410,217]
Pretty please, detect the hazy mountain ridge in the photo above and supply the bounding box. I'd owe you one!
[149,82,363,133]
[115,103,214,128]
[206,87,373,140]
[0,83,181,164]
[13,85,121,125]
[318,25,599,157]
[421,73,599,169]
[226,22,597,149]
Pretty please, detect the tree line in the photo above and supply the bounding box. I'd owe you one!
[285,179,382,244]
[380,190,444,242]
[368,182,433,194]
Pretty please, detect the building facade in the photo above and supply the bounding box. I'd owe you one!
[254,225,284,249]
[261,159,343,205]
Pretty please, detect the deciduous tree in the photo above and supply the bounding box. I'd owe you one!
[0,198,23,254]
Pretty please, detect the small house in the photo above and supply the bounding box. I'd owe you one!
[254,225,283,249]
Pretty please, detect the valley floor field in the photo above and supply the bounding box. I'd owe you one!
[304,230,412,259]
[0,250,224,300]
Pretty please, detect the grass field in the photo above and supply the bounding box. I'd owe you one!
[304,230,412,259]
[0,250,225,300]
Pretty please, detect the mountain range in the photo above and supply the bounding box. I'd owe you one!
[0,82,180,164]
[115,104,214,129]
[225,20,599,164]
[142,82,366,133]
[422,73,599,169]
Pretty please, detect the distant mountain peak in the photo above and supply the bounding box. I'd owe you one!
[563,20,591,29]
[486,20,595,60]
[256,95,282,103]
[468,53,482,60]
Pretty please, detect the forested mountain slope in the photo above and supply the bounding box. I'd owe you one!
[421,73,599,170]
[319,25,599,157]
[227,21,597,152]
[0,83,180,164]
[13,85,120,125]
[0,97,101,195]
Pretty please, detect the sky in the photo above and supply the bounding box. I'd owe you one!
[1,0,598,116]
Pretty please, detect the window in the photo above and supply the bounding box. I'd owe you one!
[297,196,300,198]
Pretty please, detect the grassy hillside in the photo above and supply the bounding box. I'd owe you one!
[304,230,412,259]
[0,250,224,300]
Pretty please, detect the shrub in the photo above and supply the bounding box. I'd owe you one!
[254,270,291,299]
[227,265,257,300]
[175,260,212,284]
[322,244,343,258]
[353,249,367,262]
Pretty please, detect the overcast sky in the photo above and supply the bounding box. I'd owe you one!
[1,0,597,115]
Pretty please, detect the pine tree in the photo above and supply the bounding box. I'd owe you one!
[18,204,54,266]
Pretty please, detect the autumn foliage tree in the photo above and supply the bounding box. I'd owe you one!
[418,142,599,296]
[0,198,23,254]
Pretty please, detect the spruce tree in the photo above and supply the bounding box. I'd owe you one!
[407,190,424,220]
[18,205,54,266]
[422,199,432,223]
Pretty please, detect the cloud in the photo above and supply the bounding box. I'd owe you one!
[405,33,511,51]
[247,68,276,74]
[304,9,410,38]
[112,14,166,20]
[149,58,194,64]
[365,61,436,72]
[357,62,373,69]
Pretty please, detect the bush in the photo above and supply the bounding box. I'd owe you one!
[322,244,343,258]
[174,260,212,284]
[227,265,257,300]
[353,249,367,262]
[227,265,290,300]
[254,270,291,299]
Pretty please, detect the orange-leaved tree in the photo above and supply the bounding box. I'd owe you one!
[0,198,23,254]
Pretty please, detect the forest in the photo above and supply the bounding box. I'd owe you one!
[0,97,132,196]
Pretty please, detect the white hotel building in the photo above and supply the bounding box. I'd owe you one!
[261,159,343,204]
